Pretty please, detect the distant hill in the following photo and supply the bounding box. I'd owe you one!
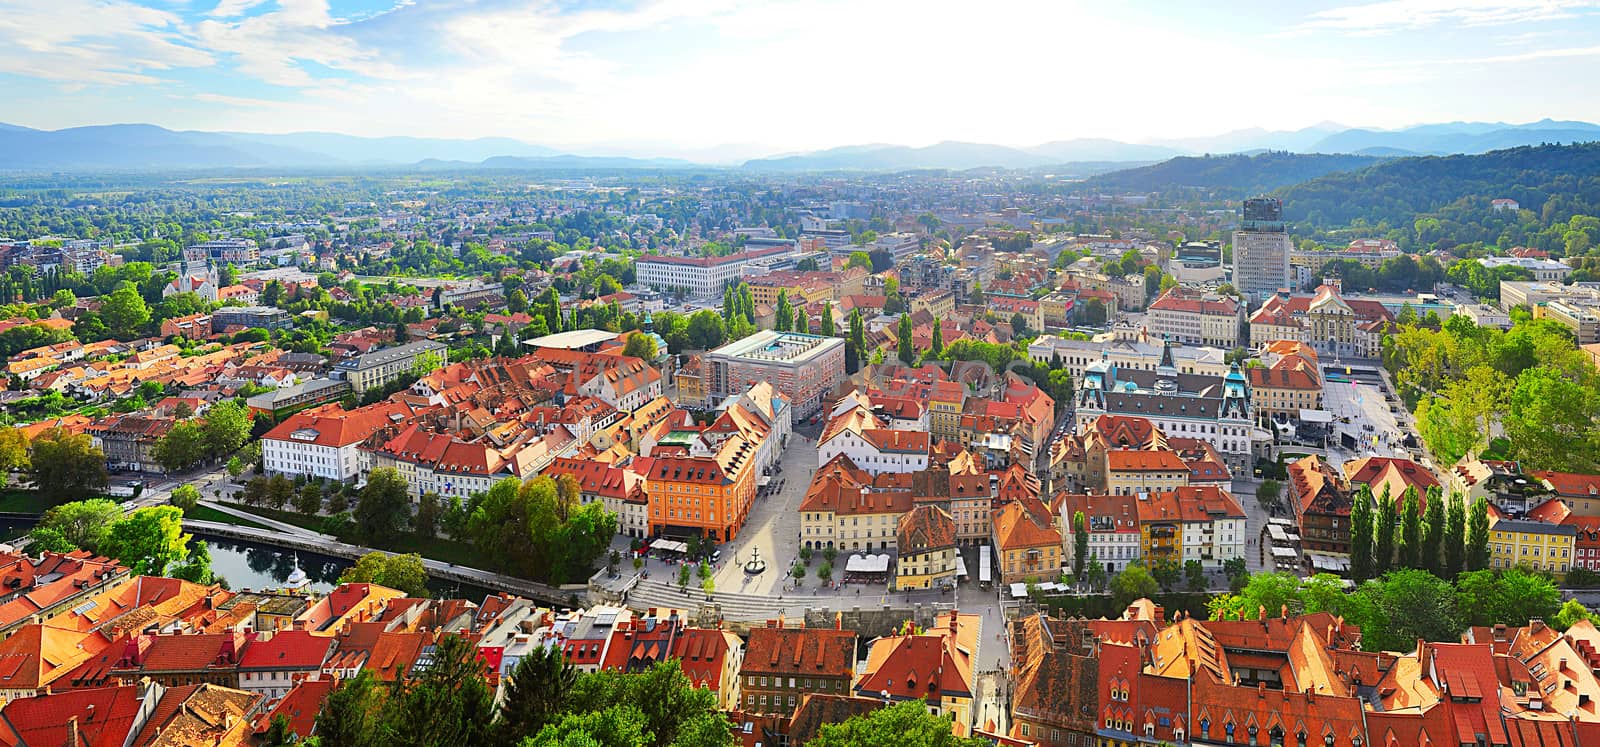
[1024,139,1181,163]
[1082,152,1387,195]
[0,124,328,170]
[475,154,697,170]
[0,122,577,171]
[1277,142,1600,228]
[1308,120,1600,156]
[223,131,562,164]
[742,141,1050,171]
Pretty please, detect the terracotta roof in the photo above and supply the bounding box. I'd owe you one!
[787,694,884,745]
[1149,286,1240,316]
[1247,355,1321,390]
[860,429,930,454]
[856,611,978,708]
[0,683,143,747]
[1289,454,1351,518]
[1344,457,1440,505]
[992,499,1061,551]
[0,624,112,691]
[1536,471,1600,498]
[254,678,335,741]
[741,626,856,679]
[1106,449,1188,472]
[263,401,412,448]
[672,628,740,693]
[237,630,333,671]
[896,505,957,553]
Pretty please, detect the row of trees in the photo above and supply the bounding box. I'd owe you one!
[299,635,974,747]
[1209,568,1586,653]
[1348,485,1488,583]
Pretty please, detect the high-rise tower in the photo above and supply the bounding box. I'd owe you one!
[1232,197,1292,306]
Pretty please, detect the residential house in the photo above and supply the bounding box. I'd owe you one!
[991,500,1063,584]
[1288,455,1353,560]
[894,506,958,591]
[855,611,980,734]
[739,622,857,717]
[236,630,333,700]
[1054,493,1141,576]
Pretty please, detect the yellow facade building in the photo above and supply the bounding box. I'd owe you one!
[1490,515,1576,577]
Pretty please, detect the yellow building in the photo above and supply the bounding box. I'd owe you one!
[928,380,966,442]
[1490,515,1577,577]
[894,505,958,590]
[1104,450,1189,497]
[1136,490,1185,567]
[991,500,1063,584]
[1039,292,1075,327]
[799,455,914,552]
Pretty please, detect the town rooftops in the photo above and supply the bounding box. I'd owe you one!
[334,340,446,372]
[263,400,411,448]
[742,624,856,678]
[1106,449,1188,472]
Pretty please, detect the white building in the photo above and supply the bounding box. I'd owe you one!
[1477,256,1572,283]
[1145,286,1245,349]
[635,246,790,298]
[261,402,411,482]
[816,405,931,476]
[1028,335,1228,379]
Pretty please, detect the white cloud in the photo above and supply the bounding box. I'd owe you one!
[1295,0,1600,34]
[0,0,211,85]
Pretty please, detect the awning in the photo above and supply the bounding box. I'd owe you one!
[1306,552,1350,572]
[650,539,689,554]
[844,554,891,574]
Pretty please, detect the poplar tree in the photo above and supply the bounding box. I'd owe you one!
[1349,485,1375,582]
[1467,497,1491,572]
[1374,486,1396,575]
[1445,492,1467,578]
[1421,486,1445,575]
[1400,486,1422,569]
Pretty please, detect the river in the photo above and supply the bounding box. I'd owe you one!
[1,520,491,600]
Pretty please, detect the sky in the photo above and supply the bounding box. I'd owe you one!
[5,0,1600,159]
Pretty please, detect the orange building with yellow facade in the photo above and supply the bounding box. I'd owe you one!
[645,434,760,542]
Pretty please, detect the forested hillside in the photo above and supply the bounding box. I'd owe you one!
[1083,152,1384,196]
[1279,142,1600,255]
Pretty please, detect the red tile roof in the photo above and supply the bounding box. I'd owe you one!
[238,630,333,671]
[0,684,143,747]
[254,678,335,741]
[263,400,412,448]
[742,626,856,679]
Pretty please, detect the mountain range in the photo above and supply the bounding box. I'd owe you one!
[1,119,1598,172]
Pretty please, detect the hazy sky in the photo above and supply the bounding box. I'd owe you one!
[5,0,1600,156]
